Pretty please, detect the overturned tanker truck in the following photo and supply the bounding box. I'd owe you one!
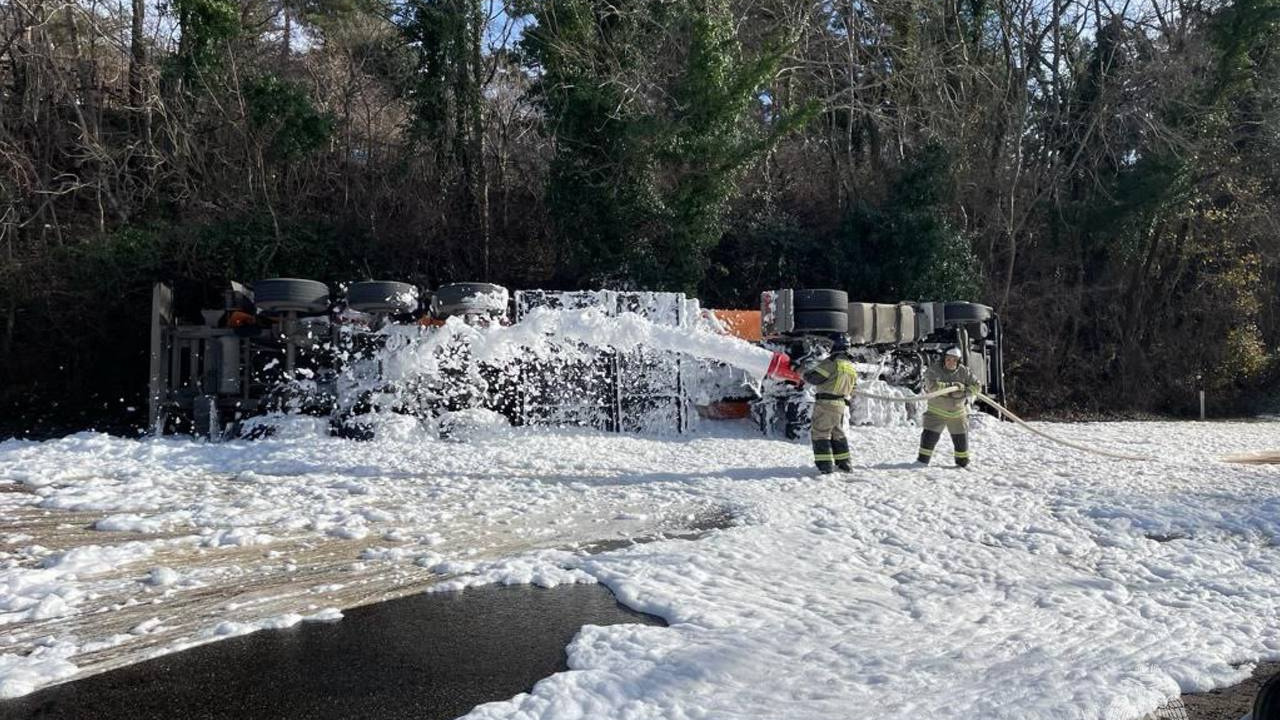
[148,279,707,439]
[148,278,1002,440]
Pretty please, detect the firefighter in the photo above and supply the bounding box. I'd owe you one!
[917,346,981,468]
[803,334,858,474]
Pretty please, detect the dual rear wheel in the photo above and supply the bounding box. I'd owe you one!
[791,289,848,334]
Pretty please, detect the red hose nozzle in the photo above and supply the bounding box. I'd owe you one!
[766,352,802,384]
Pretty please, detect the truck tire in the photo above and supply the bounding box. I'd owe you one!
[794,289,849,312]
[254,278,330,315]
[347,281,418,315]
[792,310,848,333]
[1256,671,1280,720]
[432,282,509,317]
[943,302,993,324]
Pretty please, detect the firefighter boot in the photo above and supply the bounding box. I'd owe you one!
[917,429,941,465]
[952,433,970,468]
[812,439,835,474]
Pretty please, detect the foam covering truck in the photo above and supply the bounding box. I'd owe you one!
[149,279,1002,440]
[148,280,701,439]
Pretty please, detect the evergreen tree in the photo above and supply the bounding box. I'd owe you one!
[521,0,812,292]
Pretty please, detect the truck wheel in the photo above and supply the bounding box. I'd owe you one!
[432,282,509,317]
[347,281,419,315]
[254,278,330,315]
[943,302,993,324]
[793,289,849,312]
[1256,671,1280,720]
[792,310,848,333]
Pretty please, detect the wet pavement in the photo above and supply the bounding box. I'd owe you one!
[1,584,663,720]
[1184,661,1280,719]
[1,576,1275,720]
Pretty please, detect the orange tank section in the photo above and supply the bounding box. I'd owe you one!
[697,401,752,420]
[709,309,762,343]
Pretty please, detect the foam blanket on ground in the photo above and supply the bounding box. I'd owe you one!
[0,419,1278,719]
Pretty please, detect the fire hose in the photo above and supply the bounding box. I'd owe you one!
[765,351,1156,462]
[972,391,1155,462]
[851,385,1157,462]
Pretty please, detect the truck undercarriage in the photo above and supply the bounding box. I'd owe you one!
[149,280,1004,440]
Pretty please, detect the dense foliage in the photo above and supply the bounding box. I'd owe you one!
[2,0,1279,431]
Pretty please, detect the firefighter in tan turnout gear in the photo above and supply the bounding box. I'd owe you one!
[917,346,981,468]
[803,334,858,474]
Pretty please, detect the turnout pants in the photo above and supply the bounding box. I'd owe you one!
[917,410,971,467]
[811,401,852,473]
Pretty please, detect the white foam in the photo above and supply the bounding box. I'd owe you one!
[0,639,78,699]
[1,420,1279,716]
[851,378,923,427]
[375,306,774,389]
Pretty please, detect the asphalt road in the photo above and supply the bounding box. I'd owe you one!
[1185,662,1280,719]
[3,578,1270,720]
[1,584,662,720]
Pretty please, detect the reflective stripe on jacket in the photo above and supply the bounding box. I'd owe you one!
[805,355,857,405]
[924,360,981,416]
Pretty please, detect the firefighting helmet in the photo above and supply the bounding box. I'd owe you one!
[945,346,963,358]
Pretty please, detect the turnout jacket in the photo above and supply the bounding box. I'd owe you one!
[923,360,981,418]
[804,353,858,405]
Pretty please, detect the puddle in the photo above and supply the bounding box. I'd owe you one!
[1,584,663,720]
[577,507,737,554]
[1145,533,1190,543]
